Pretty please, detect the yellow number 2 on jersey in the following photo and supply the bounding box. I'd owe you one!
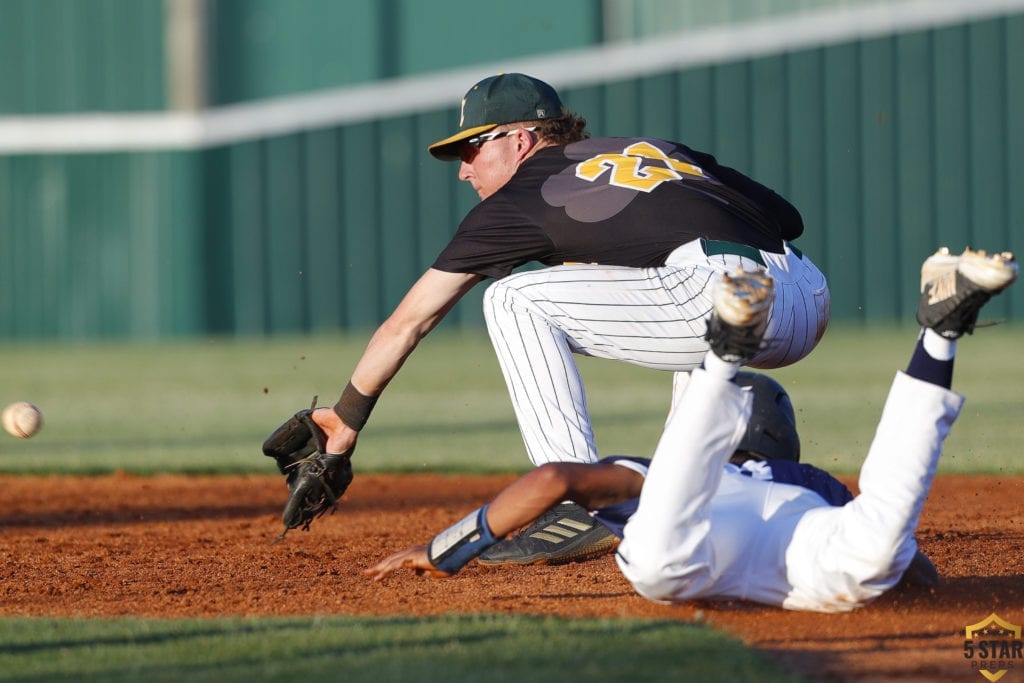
[575,141,706,193]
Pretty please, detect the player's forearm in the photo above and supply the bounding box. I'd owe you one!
[349,317,425,396]
[369,463,643,579]
[486,463,643,535]
[307,321,422,452]
[375,469,567,579]
[309,318,429,452]
[349,268,481,397]
[485,467,570,538]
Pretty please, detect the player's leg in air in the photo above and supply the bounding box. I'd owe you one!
[618,247,1016,611]
[783,248,1017,611]
[615,266,778,601]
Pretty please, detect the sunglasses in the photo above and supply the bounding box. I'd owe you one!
[464,126,538,149]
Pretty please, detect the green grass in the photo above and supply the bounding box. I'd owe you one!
[1,325,1019,682]
[0,615,807,683]
[769,323,1024,474]
[1,324,1021,475]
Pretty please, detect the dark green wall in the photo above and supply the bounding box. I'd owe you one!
[0,0,602,113]
[0,151,204,338]
[0,0,165,114]
[1,11,1021,340]
[207,0,601,104]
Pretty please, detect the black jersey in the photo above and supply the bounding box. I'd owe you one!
[432,137,804,279]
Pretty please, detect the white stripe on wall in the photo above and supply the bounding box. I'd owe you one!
[1,0,1021,153]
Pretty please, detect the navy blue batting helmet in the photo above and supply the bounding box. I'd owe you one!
[731,372,800,463]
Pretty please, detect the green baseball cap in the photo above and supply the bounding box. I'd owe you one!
[428,73,564,161]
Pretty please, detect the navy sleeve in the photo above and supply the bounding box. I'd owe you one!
[590,456,649,538]
[765,459,854,506]
[589,456,852,540]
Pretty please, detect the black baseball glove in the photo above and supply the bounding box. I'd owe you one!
[262,397,354,542]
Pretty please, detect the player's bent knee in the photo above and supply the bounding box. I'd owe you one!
[483,275,550,328]
[482,279,510,327]
[482,278,522,317]
[627,571,711,604]
[482,279,504,307]
[628,576,679,603]
[617,551,711,603]
[815,545,911,604]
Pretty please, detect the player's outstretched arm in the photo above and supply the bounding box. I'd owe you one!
[486,461,643,532]
[364,462,642,581]
[312,268,482,454]
[264,269,483,540]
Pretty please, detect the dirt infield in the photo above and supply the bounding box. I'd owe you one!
[1,473,1022,682]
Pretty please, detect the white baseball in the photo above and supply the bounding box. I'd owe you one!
[2,401,43,439]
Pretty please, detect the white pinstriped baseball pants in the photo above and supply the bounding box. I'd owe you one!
[616,368,962,612]
[482,239,830,465]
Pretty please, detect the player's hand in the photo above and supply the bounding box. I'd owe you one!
[364,545,453,581]
[310,406,359,455]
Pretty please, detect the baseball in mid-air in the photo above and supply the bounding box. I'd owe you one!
[2,401,43,439]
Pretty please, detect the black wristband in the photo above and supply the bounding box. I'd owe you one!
[333,381,378,432]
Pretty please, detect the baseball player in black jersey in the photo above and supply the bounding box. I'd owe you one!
[302,73,830,563]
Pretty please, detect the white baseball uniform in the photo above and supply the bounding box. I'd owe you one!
[615,366,963,613]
